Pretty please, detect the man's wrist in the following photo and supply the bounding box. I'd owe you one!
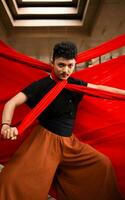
[1,123,11,127]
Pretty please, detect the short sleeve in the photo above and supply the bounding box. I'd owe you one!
[77,79,88,87]
[21,80,42,99]
[21,76,55,108]
[21,79,46,108]
[68,77,88,86]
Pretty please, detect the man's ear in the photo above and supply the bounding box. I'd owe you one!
[51,59,54,67]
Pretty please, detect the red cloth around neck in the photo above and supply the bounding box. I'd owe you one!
[50,68,62,82]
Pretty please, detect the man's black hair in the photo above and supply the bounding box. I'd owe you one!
[52,41,77,61]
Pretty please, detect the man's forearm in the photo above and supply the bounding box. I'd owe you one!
[2,102,16,125]
[88,83,125,95]
[98,85,125,95]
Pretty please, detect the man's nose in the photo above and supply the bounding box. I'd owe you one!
[63,66,69,72]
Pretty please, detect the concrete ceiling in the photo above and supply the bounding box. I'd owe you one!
[0,0,101,34]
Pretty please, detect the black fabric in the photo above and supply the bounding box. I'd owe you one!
[21,75,87,136]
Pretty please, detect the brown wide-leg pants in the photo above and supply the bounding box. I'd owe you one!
[0,126,124,200]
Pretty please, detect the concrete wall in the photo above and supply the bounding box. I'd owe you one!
[0,21,8,42]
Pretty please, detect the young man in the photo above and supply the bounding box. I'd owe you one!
[0,42,124,200]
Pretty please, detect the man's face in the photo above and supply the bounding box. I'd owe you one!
[52,57,76,80]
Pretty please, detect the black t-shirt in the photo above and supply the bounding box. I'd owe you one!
[21,75,87,136]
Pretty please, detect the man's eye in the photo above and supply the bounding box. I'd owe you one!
[58,63,65,67]
[68,64,73,68]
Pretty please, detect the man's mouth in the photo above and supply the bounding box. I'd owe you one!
[61,73,69,77]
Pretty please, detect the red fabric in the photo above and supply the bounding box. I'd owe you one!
[0,34,125,196]
[76,33,125,63]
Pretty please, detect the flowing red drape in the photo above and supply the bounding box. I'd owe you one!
[0,34,125,196]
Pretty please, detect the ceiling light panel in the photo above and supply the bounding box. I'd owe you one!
[16,0,78,7]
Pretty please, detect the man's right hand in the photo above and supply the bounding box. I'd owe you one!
[1,125,18,140]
